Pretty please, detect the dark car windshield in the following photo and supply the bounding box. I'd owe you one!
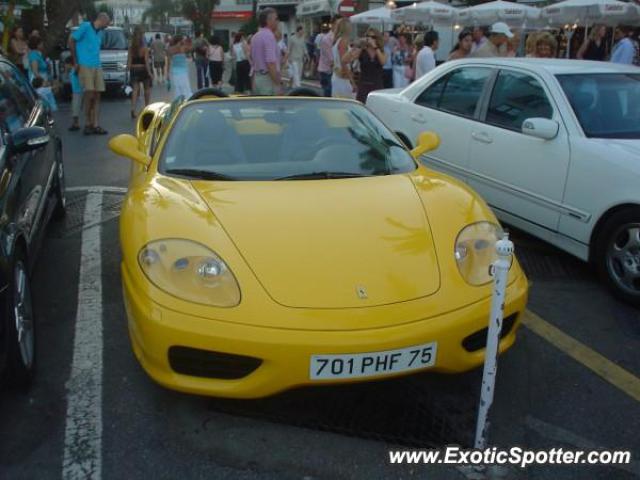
[557,73,640,139]
[159,99,416,181]
[101,29,127,50]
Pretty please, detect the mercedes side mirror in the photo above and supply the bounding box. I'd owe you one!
[522,118,559,141]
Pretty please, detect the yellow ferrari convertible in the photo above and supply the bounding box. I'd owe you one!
[109,90,528,399]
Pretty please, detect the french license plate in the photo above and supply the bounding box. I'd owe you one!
[310,342,437,380]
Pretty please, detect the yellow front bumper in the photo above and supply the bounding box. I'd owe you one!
[122,264,528,399]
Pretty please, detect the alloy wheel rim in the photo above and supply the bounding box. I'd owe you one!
[606,223,640,296]
[14,261,34,368]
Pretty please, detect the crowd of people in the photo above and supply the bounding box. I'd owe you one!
[301,19,640,100]
[2,8,639,134]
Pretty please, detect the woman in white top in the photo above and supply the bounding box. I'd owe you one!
[331,19,358,99]
[207,36,224,89]
[231,33,251,93]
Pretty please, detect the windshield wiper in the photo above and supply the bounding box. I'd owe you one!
[164,168,238,181]
[275,171,368,181]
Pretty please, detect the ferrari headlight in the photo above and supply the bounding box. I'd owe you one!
[138,239,240,306]
[454,222,507,286]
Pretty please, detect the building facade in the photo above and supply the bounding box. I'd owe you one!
[102,0,152,27]
[210,0,253,45]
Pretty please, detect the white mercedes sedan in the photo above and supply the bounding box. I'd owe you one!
[367,58,640,305]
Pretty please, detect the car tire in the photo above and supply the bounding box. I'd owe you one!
[594,207,640,306]
[2,250,36,390]
[53,151,66,220]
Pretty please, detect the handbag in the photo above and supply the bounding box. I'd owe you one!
[404,65,414,81]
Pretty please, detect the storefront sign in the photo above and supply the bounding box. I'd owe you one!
[257,0,300,6]
[211,11,253,20]
[338,0,356,16]
[296,0,332,16]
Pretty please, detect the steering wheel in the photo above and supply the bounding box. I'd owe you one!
[288,88,320,97]
[189,88,229,101]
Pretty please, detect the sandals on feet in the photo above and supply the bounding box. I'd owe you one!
[93,126,108,135]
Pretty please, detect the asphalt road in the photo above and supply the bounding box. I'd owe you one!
[0,75,639,480]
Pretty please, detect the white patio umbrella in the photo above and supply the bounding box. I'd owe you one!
[457,0,542,28]
[391,1,458,25]
[541,0,640,27]
[349,6,401,26]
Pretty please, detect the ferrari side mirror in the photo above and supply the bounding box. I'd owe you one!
[109,134,152,167]
[411,131,440,160]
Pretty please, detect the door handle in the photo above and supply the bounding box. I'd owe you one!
[471,131,493,144]
[411,113,427,124]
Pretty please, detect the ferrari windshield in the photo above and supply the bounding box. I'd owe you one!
[159,99,416,181]
[557,73,640,139]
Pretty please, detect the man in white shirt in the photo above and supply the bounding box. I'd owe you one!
[288,26,306,88]
[415,30,438,80]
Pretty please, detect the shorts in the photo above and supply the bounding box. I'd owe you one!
[331,73,354,99]
[253,73,276,96]
[130,67,151,85]
[78,66,105,92]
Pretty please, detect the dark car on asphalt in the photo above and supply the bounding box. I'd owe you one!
[0,57,66,390]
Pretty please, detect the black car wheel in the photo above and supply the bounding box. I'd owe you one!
[2,252,36,389]
[53,151,66,220]
[595,207,640,306]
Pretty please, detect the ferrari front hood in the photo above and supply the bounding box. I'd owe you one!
[193,175,441,309]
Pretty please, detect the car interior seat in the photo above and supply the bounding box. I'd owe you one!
[278,109,332,162]
[185,108,246,166]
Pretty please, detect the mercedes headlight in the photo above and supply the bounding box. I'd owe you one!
[138,239,240,306]
[454,222,508,286]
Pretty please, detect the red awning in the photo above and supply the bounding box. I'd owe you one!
[211,11,253,20]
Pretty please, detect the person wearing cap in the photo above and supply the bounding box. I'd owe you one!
[470,22,513,58]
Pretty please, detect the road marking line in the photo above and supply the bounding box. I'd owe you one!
[522,310,640,404]
[67,186,127,194]
[525,416,640,477]
[62,192,104,480]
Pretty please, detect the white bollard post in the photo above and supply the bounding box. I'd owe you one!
[474,232,514,451]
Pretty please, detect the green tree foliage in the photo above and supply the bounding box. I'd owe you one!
[182,0,219,36]
[240,16,258,36]
[143,0,180,24]
[44,0,96,53]
[85,3,115,21]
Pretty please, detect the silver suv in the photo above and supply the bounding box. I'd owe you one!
[61,26,129,94]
